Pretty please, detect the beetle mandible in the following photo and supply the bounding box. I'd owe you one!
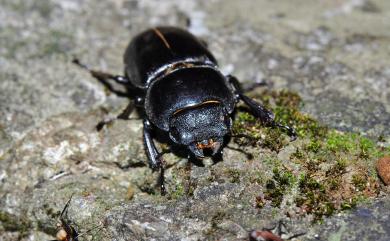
[74,27,296,194]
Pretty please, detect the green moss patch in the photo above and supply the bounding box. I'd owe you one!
[233,90,389,222]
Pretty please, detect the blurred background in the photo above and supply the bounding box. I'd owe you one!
[1,0,390,240]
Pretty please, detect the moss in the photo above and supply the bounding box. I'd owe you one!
[232,112,262,146]
[325,159,347,177]
[264,168,296,207]
[340,199,357,210]
[359,137,375,158]
[262,128,287,152]
[171,183,185,199]
[265,91,328,139]
[248,170,266,185]
[168,173,186,200]
[238,90,329,141]
[292,148,305,159]
[326,131,356,152]
[204,210,227,236]
[210,211,226,228]
[232,89,384,222]
[264,179,285,207]
[0,211,32,234]
[225,169,241,183]
[296,174,336,221]
[306,140,322,153]
[351,174,367,191]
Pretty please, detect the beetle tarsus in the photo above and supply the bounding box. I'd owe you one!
[159,165,167,195]
[275,123,297,141]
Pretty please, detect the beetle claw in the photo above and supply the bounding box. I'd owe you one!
[275,123,297,141]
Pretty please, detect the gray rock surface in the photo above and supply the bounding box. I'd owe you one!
[1,0,390,240]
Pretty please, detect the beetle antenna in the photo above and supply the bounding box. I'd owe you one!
[72,57,130,88]
[72,58,90,70]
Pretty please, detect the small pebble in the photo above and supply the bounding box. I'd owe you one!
[376,156,390,185]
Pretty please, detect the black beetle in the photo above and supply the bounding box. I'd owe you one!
[74,26,296,194]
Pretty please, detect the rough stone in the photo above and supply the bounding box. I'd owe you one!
[1,0,390,240]
[376,156,390,185]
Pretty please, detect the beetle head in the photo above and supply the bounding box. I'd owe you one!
[169,102,231,158]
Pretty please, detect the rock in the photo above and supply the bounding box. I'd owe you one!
[376,156,390,185]
[1,0,390,240]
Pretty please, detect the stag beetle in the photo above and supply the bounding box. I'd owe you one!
[74,26,296,194]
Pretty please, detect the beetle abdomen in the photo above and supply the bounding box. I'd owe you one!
[124,27,217,89]
[145,67,235,131]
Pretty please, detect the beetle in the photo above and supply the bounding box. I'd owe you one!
[74,26,296,194]
[48,195,104,241]
[49,195,79,241]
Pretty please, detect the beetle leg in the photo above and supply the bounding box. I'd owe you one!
[143,119,166,195]
[227,75,297,140]
[242,95,297,140]
[72,58,129,85]
[96,101,135,131]
[72,58,129,97]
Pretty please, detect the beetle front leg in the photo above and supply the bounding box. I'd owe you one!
[143,119,166,195]
[241,94,297,140]
[228,75,297,140]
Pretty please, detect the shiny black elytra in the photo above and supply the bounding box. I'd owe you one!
[74,26,296,194]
